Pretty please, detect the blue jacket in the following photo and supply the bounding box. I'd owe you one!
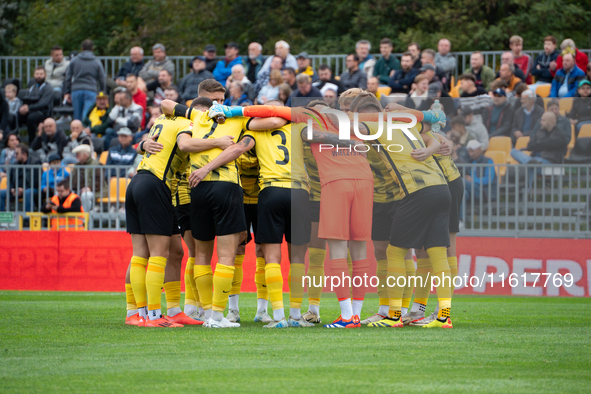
[105,144,136,179]
[41,167,69,191]
[224,94,252,107]
[388,68,419,94]
[550,66,585,98]
[213,56,244,85]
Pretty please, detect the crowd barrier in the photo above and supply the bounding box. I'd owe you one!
[0,231,589,296]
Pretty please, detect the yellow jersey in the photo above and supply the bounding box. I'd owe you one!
[365,144,398,203]
[237,149,260,204]
[303,143,321,202]
[171,167,191,207]
[424,130,461,183]
[243,123,310,192]
[136,115,192,191]
[188,111,251,185]
[361,121,446,200]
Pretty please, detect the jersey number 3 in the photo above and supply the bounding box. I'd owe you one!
[272,130,289,165]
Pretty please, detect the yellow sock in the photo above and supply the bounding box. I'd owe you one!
[265,263,284,311]
[402,259,415,309]
[289,263,305,309]
[426,247,452,317]
[307,248,325,306]
[212,264,235,312]
[376,259,388,307]
[386,245,407,318]
[231,255,245,296]
[194,265,213,311]
[125,283,136,311]
[146,256,167,311]
[414,258,432,307]
[184,257,198,307]
[255,257,267,300]
[163,281,181,310]
[448,256,458,293]
[129,256,148,308]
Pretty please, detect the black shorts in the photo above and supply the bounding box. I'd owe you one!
[309,200,321,223]
[371,201,400,241]
[448,177,464,233]
[242,203,258,245]
[175,203,191,235]
[190,181,247,241]
[256,187,311,245]
[126,171,177,236]
[389,185,451,250]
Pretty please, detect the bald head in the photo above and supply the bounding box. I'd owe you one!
[540,111,557,131]
[43,118,57,136]
[70,120,84,139]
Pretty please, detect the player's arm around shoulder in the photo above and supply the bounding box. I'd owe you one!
[176,132,234,153]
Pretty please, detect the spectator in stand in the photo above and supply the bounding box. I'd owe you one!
[44,45,69,96]
[487,88,514,137]
[255,55,284,95]
[407,74,430,109]
[70,144,103,213]
[42,180,84,231]
[213,42,243,85]
[179,56,215,103]
[0,91,10,138]
[461,106,489,150]
[448,116,474,161]
[322,87,339,109]
[63,39,106,121]
[115,47,145,87]
[277,83,292,105]
[340,53,368,90]
[532,99,571,143]
[556,39,589,73]
[356,40,375,77]
[245,42,265,84]
[105,127,137,180]
[40,153,69,199]
[31,117,68,161]
[435,38,456,75]
[420,49,447,86]
[139,43,175,84]
[18,66,53,144]
[550,53,585,98]
[1,144,41,211]
[459,73,488,97]
[509,36,532,84]
[464,140,496,203]
[584,62,591,82]
[495,52,526,82]
[82,91,111,144]
[295,52,318,82]
[164,87,179,102]
[466,52,495,91]
[366,77,387,105]
[388,52,419,94]
[258,40,298,77]
[135,106,162,143]
[287,74,322,107]
[4,84,21,131]
[511,90,544,142]
[529,36,559,92]
[125,74,147,128]
[225,64,255,103]
[313,64,344,95]
[203,44,218,73]
[495,64,521,93]
[224,82,252,106]
[568,80,591,136]
[62,120,93,165]
[0,133,19,171]
[103,89,143,149]
[257,70,283,104]
[145,69,175,106]
[282,67,297,91]
[408,42,422,69]
[373,38,400,85]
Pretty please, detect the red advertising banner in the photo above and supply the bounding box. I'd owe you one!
[0,232,589,297]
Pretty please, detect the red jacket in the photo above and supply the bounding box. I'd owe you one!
[132,89,147,128]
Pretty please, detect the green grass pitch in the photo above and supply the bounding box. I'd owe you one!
[0,291,590,393]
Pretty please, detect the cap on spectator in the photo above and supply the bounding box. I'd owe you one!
[47,153,60,163]
[466,140,482,150]
[578,80,591,88]
[428,82,442,95]
[117,127,133,136]
[225,42,239,50]
[204,44,216,52]
[420,64,435,72]
[297,52,310,59]
[492,88,506,97]
[192,55,206,62]
[72,145,91,155]
[96,91,107,98]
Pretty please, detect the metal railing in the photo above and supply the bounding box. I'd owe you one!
[3,49,591,86]
[2,163,590,237]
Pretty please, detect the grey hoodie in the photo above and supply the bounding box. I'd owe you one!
[63,51,106,94]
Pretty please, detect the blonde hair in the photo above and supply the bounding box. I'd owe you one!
[414,74,429,84]
[509,35,523,45]
[338,88,364,108]
[4,84,17,93]
[269,70,283,86]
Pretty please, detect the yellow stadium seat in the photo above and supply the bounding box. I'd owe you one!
[449,76,461,98]
[559,97,573,113]
[377,86,391,97]
[535,84,551,98]
[578,124,591,138]
[484,151,507,178]
[185,100,193,107]
[565,125,576,158]
[99,151,109,165]
[487,136,512,156]
[0,177,6,190]
[99,177,130,204]
[508,136,531,164]
[542,97,551,109]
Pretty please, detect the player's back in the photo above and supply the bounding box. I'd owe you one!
[424,130,461,183]
[237,149,260,203]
